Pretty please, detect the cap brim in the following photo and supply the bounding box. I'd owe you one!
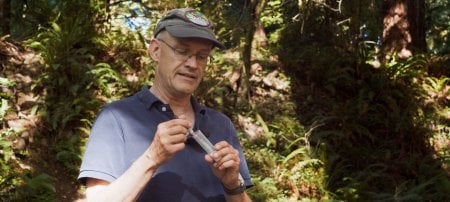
[166,25,225,50]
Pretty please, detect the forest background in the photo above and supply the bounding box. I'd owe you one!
[0,0,449,201]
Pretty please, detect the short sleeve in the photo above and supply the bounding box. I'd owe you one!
[78,106,127,185]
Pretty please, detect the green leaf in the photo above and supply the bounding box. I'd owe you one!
[282,147,308,164]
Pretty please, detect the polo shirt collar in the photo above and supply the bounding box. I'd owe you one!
[190,96,206,115]
[136,85,206,115]
[136,85,161,109]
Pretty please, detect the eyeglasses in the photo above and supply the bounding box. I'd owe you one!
[157,38,214,66]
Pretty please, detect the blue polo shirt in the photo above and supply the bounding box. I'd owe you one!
[78,86,253,201]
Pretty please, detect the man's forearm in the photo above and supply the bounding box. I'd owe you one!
[86,150,158,202]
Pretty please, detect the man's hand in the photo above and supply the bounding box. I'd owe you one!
[205,141,241,189]
[146,117,191,167]
[85,116,191,202]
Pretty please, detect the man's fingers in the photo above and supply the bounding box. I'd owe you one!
[157,133,187,155]
[164,125,189,137]
[157,121,190,138]
[212,142,236,159]
[171,141,186,151]
[214,141,230,150]
[208,142,240,170]
[205,154,214,163]
[147,118,192,166]
[169,133,188,144]
[213,151,240,168]
[216,159,238,170]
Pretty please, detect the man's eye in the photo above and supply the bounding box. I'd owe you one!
[175,49,189,55]
[197,54,209,60]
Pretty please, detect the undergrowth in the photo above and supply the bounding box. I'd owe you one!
[1,1,449,201]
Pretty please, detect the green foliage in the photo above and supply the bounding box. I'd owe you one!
[238,96,325,200]
[0,128,16,163]
[246,177,287,202]
[0,77,16,87]
[15,173,57,202]
[92,26,153,96]
[199,0,253,48]
[55,134,83,176]
[277,1,450,200]
[260,0,283,49]
[26,2,101,136]
[426,0,450,54]
[280,33,450,202]
[13,0,151,200]
[0,77,15,121]
[194,53,234,111]
[0,77,19,200]
[8,0,53,38]
[0,130,22,200]
[2,0,449,201]
[1,128,56,201]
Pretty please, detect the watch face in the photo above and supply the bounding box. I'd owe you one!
[238,174,245,187]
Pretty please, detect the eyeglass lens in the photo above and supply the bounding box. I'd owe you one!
[158,39,213,65]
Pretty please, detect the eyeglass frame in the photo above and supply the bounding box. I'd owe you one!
[156,38,214,65]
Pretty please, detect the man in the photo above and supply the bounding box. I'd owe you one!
[78,8,253,201]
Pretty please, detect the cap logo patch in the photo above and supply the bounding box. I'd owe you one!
[185,10,210,27]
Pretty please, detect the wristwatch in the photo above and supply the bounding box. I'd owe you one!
[223,177,246,195]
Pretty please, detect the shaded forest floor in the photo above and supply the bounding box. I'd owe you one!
[1,36,83,201]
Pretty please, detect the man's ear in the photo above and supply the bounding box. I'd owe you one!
[148,39,160,62]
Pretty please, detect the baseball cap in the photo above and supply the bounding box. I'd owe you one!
[153,8,225,50]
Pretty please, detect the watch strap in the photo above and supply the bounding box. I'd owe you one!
[223,178,246,195]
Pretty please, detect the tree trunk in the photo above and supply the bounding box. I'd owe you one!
[234,0,267,107]
[2,0,11,35]
[381,0,426,61]
[406,0,426,51]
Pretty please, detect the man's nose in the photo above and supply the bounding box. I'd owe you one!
[185,55,198,68]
